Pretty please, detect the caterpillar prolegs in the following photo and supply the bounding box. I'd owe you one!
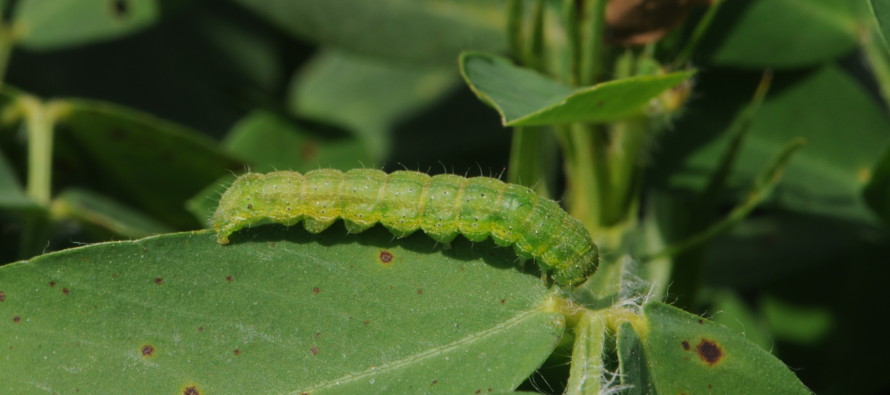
[211,169,598,286]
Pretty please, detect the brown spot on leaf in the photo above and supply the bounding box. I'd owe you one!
[225,275,233,283]
[110,0,129,18]
[198,327,204,332]
[417,289,424,295]
[154,278,163,285]
[363,320,369,325]
[696,338,724,365]
[431,380,438,385]
[475,390,482,394]
[183,386,200,395]
[301,141,318,160]
[12,315,20,323]
[0,291,5,302]
[141,345,154,356]
[233,349,241,356]
[62,288,70,295]
[500,298,506,304]
[49,281,56,288]
[310,347,319,356]
[697,319,704,325]
[378,250,394,264]
[247,204,253,210]
[312,287,320,295]
[681,340,690,350]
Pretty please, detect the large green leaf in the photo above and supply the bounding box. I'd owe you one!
[0,226,563,393]
[51,99,242,229]
[619,302,809,394]
[14,0,161,50]
[231,0,507,64]
[224,110,372,172]
[288,50,457,160]
[460,52,693,126]
[698,0,861,68]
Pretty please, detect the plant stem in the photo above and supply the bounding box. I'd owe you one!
[674,0,724,67]
[506,0,524,59]
[18,96,57,259]
[21,96,53,205]
[577,0,607,86]
[603,117,647,227]
[0,20,13,84]
[508,126,554,196]
[565,310,606,395]
[561,123,608,240]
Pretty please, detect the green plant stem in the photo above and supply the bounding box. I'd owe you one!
[603,117,647,227]
[561,0,580,86]
[525,0,546,71]
[674,0,724,67]
[0,22,13,84]
[560,123,608,240]
[21,97,53,206]
[861,24,890,111]
[565,310,606,395]
[18,96,57,259]
[577,0,606,86]
[506,0,524,59]
[508,126,552,196]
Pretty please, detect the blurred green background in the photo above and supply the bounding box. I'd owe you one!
[1,1,889,393]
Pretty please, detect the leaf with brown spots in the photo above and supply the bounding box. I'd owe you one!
[0,227,562,393]
[617,302,809,394]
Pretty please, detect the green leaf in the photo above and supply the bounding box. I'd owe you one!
[629,302,809,394]
[14,0,161,50]
[0,226,564,392]
[288,49,458,160]
[224,110,372,172]
[50,188,173,239]
[699,0,861,68]
[460,52,693,126]
[52,99,242,229]
[231,0,507,64]
[616,322,655,395]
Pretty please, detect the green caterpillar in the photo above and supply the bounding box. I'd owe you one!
[211,169,598,286]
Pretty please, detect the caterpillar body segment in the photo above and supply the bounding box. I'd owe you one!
[211,169,599,286]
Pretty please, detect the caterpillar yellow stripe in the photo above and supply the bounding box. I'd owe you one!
[211,169,598,286]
